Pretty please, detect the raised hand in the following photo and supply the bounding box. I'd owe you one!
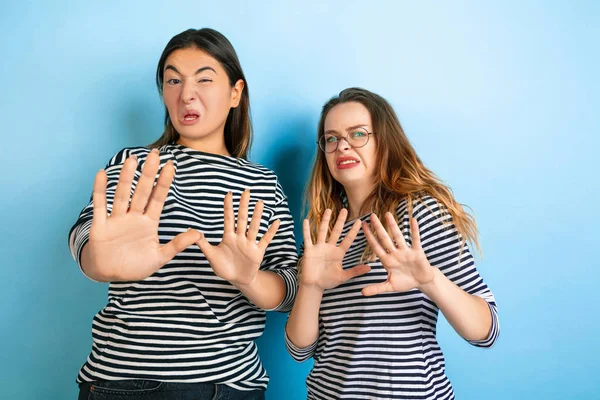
[84,149,201,281]
[361,213,434,296]
[299,209,370,291]
[195,190,280,288]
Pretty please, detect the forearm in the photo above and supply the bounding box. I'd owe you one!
[419,267,492,341]
[285,284,323,348]
[236,270,286,310]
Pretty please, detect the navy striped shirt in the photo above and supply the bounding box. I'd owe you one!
[70,144,298,390]
[286,196,499,399]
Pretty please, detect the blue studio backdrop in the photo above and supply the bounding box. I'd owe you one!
[1,1,599,399]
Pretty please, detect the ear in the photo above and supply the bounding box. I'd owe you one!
[230,79,245,108]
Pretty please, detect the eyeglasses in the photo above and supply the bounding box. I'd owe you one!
[317,128,375,153]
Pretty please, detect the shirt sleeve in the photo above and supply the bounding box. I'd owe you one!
[68,147,153,280]
[413,195,500,348]
[283,243,318,362]
[258,179,299,312]
[285,331,318,362]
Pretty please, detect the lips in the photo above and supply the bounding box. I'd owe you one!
[180,110,200,125]
[336,156,360,170]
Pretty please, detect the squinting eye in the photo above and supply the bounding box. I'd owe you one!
[351,131,366,138]
[198,78,213,83]
[166,78,180,85]
[325,136,338,143]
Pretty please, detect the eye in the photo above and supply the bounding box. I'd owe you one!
[351,130,367,138]
[198,78,213,83]
[166,78,180,85]
[325,135,338,143]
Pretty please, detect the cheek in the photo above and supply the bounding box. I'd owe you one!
[163,91,179,114]
[324,154,334,170]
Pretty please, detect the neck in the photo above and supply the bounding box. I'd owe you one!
[177,130,231,156]
[345,182,377,220]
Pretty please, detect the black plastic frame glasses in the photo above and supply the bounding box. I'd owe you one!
[317,130,375,153]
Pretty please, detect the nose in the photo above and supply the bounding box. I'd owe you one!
[337,137,351,152]
[181,80,196,103]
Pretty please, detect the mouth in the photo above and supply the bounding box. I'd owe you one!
[337,157,360,169]
[180,111,200,125]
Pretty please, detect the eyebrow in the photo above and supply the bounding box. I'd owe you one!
[164,65,217,75]
[324,124,370,135]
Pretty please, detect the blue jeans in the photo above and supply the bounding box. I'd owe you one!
[78,380,265,400]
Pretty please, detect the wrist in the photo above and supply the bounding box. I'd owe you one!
[233,270,261,291]
[416,266,442,294]
[298,282,325,296]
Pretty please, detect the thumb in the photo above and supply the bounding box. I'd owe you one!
[159,228,203,264]
[194,231,216,259]
[361,280,393,297]
[341,264,371,283]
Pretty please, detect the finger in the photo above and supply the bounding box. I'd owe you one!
[223,192,235,234]
[145,160,175,220]
[159,228,203,265]
[92,169,108,225]
[370,214,396,255]
[341,264,371,282]
[258,219,280,251]
[328,208,348,245]
[302,218,313,248]
[129,149,160,214]
[361,220,388,259]
[194,231,217,259]
[385,212,408,249]
[361,280,394,297]
[339,219,362,252]
[237,189,250,235]
[247,200,263,242]
[410,218,422,250]
[317,209,332,243]
[111,155,139,216]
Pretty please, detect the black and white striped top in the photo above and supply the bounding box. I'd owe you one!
[69,144,298,391]
[285,196,499,399]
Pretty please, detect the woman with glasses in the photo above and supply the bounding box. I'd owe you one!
[285,88,499,399]
[70,28,297,400]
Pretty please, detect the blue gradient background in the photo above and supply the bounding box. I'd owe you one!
[1,1,598,399]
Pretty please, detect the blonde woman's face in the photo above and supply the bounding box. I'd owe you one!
[323,102,378,190]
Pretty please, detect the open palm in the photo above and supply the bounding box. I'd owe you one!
[300,209,370,290]
[195,190,280,287]
[361,212,434,296]
[86,149,201,281]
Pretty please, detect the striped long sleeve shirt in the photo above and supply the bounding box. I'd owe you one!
[285,195,499,399]
[69,144,298,391]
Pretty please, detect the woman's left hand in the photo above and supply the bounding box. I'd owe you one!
[361,212,435,296]
[195,189,279,288]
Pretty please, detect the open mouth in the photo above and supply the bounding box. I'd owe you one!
[181,112,199,125]
[337,157,360,169]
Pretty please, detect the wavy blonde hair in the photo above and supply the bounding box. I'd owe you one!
[305,88,480,257]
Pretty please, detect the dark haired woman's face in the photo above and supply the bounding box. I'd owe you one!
[162,47,244,153]
[323,101,377,190]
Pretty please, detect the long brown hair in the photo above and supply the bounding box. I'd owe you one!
[305,88,480,255]
[150,28,252,159]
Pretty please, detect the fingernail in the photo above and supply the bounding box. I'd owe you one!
[131,154,138,162]
[151,148,159,154]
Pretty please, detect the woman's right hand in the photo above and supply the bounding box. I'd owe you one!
[299,208,370,291]
[81,149,201,282]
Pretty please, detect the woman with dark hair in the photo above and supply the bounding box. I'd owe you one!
[71,28,297,400]
[285,88,499,399]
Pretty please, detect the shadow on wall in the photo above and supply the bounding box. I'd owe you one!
[255,112,317,399]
